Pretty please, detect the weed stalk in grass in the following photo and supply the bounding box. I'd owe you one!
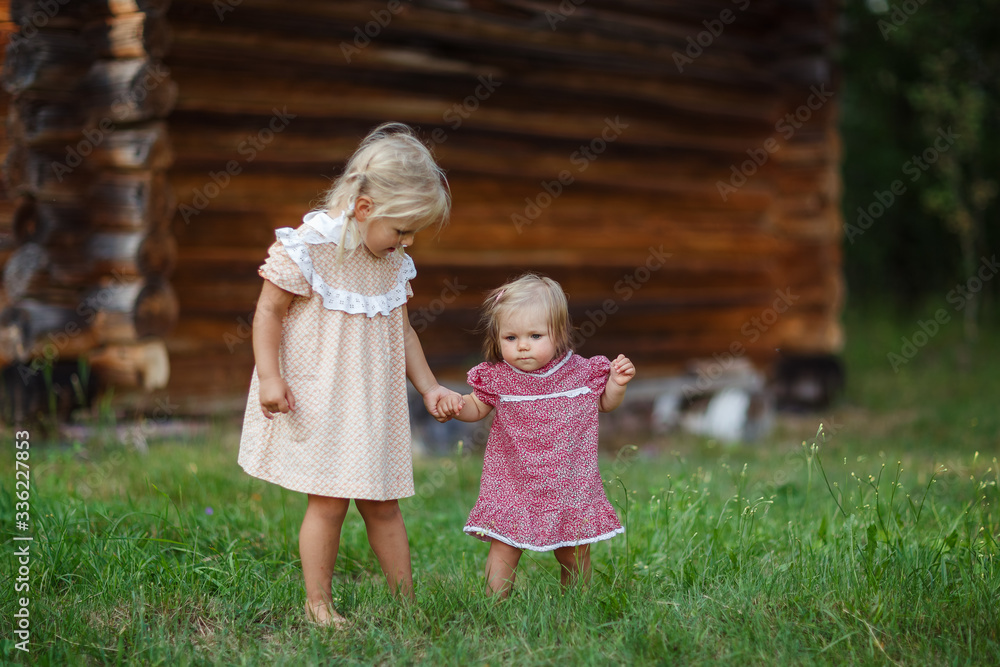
[810,423,849,518]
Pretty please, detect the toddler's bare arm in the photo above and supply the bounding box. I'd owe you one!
[599,354,635,412]
[446,393,493,422]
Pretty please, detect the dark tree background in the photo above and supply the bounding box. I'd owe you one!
[838,0,1000,322]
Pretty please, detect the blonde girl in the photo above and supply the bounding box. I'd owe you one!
[440,273,635,597]
[238,122,462,626]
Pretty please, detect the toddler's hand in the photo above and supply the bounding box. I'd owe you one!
[438,393,467,418]
[610,354,636,386]
[423,385,464,423]
[259,377,296,419]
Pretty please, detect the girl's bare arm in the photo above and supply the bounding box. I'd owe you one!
[253,280,296,418]
[402,304,464,421]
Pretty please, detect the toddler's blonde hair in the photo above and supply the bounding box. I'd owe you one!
[320,122,450,257]
[479,273,573,364]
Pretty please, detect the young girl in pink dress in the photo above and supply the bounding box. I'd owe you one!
[238,123,462,626]
[440,273,636,597]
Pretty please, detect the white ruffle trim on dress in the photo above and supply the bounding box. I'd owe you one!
[274,210,416,318]
[498,387,591,403]
[462,525,624,552]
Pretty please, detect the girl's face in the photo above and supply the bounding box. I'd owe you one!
[355,196,420,258]
[361,217,419,258]
[498,307,557,372]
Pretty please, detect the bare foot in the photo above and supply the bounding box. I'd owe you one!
[304,601,348,629]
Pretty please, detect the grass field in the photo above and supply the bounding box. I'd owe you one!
[2,311,998,665]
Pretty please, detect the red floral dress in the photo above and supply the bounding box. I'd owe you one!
[463,352,624,551]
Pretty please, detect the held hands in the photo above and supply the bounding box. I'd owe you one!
[422,384,465,423]
[259,376,296,419]
[437,392,467,419]
[609,353,636,386]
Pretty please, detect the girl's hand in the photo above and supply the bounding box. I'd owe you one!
[609,354,636,386]
[259,376,296,419]
[423,385,463,423]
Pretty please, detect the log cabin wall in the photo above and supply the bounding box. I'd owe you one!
[1,2,13,275]
[1,0,179,418]
[2,0,844,417]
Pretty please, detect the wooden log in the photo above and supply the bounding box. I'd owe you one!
[165,68,771,154]
[86,121,173,168]
[90,229,176,276]
[86,338,169,390]
[83,57,177,124]
[79,0,173,20]
[4,228,178,292]
[89,170,175,230]
[82,11,172,59]
[0,265,177,347]
[9,0,171,25]
[5,125,172,202]
[8,0,82,30]
[5,65,178,145]
[1,28,92,95]
[0,299,88,363]
[7,95,91,143]
[7,164,176,229]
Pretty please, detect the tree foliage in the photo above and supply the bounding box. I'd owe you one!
[839,0,1000,313]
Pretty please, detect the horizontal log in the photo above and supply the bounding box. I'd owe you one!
[165,69,785,154]
[9,0,171,26]
[3,230,179,286]
[8,1,81,30]
[82,11,172,59]
[87,338,169,390]
[1,29,92,95]
[4,61,175,145]
[165,117,804,206]
[6,123,173,196]
[7,165,176,229]
[0,274,177,362]
[83,57,177,121]
[7,95,91,143]
[165,1,783,85]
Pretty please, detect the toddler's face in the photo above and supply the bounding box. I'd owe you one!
[499,307,557,372]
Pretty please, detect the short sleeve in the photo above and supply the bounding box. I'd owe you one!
[585,355,612,393]
[259,240,311,297]
[405,280,413,300]
[467,362,501,407]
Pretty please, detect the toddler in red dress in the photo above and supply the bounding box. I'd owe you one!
[440,273,636,597]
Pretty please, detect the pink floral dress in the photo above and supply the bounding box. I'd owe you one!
[463,352,624,551]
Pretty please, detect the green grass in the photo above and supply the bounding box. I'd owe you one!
[1,312,999,666]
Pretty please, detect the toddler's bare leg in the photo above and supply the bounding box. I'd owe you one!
[554,544,591,588]
[300,494,350,625]
[485,539,523,598]
[354,499,414,600]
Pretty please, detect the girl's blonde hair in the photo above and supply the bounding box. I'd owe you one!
[480,273,573,364]
[320,122,451,257]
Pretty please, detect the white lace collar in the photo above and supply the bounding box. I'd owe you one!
[300,209,360,249]
[504,351,574,377]
[273,210,415,318]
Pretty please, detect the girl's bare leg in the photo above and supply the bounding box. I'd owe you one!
[300,494,350,626]
[554,544,591,587]
[354,499,414,600]
[485,539,523,598]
